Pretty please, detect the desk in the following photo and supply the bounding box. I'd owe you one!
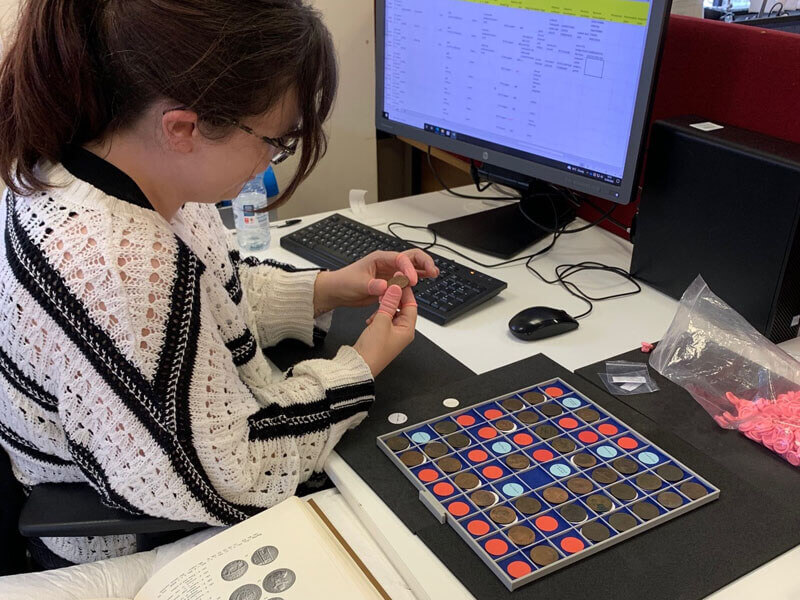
[253,187,799,600]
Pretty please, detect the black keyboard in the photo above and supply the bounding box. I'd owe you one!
[280,213,507,325]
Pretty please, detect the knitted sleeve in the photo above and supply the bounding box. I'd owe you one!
[230,251,329,348]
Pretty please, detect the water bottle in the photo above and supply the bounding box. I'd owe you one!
[233,173,271,251]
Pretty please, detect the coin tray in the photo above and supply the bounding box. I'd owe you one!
[377,378,719,591]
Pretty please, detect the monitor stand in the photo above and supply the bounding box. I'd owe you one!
[428,186,576,260]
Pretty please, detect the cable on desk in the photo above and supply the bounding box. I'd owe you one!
[416,145,642,319]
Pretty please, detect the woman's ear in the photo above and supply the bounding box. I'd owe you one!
[161,109,199,153]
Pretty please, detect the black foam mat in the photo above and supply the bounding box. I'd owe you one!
[575,348,800,512]
[267,312,799,599]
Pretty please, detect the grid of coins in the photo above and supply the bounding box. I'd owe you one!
[378,379,719,590]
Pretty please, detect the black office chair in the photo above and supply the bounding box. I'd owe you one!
[0,449,204,574]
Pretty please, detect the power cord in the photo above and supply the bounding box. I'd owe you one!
[402,145,644,319]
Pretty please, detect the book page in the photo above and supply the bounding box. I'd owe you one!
[135,497,382,600]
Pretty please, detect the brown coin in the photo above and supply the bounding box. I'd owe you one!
[400,450,424,467]
[635,473,663,491]
[437,456,462,474]
[530,545,560,567]
[502,397,524,412]
[542,486,569,504]
[586,494,613,513]
[433,420,458,435]
[423,442,448,458]
[523,392,546,405]
[591,467,618,485]
[559,503,588,523]
[470,489,497,508]
[514,495,542,515]
[608,483,637,502]
[581,521,611,543]
[550,437,576,454]
[446,433,470,449]
[566,477,594,495]
[505,453,531,471]
[656,464,685,483]
[539,403,563,418]
[680,482,708,500]
[516,411,539,425]
[507,525,536,547]
[572,452,597,468]
[535,425,559,440]
[657,491,683,510]
[612,457,639,475]
[495,419,516,432]
[386,436,410,452]
[608,511,638,532]
[489,506,517,525]
[576,408,601,423]
[631,500,660,521]
[387,274,410,289]
[454,472,480,490]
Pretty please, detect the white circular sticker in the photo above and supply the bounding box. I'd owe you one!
[442,398,460,408]
[388,412,408,425]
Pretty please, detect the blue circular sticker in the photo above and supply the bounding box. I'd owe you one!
[549,463,572,478]
[411,431,431,444]
[596,445,618,459]
[562,397,582,409]
[638,451,660,465]
[502,483,525,497]
[492,441,513,455]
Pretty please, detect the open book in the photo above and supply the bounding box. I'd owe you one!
[134,497,388,600]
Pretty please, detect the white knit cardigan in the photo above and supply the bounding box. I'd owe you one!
[0,162,374,563]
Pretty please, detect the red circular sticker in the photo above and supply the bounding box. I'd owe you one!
[560,536,585,554]
[482,465,503,479]
[433,482,455,497]
[507,560,533,578]
[468,449,489,463]
[597,423,619,436]
[535,516,558,532]
[559,417,579,430]
[485,538,509,556]
[578,430,599,444]
[478,426,498,440]
[448,501,470,517]
[417,468,439,483]
[514,433,534,446]
[617,436,639,450]
[467,519,490,536]
[533,449,555,462]
[545,387,564,397]
[456,414,476,427]
[484,408,503,420]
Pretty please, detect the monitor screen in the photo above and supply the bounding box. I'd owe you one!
[375,0,671,204]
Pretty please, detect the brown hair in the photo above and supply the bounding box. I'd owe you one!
[0,0,337,208]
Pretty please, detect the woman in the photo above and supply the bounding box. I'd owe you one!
[0,0,435,566]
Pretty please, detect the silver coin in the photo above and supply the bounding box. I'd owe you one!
[443,397,460,408]
[229,584,262,600]
[251,545,279,566]
[263,568,297,593]
[221,559,249,581]
[388,412,408,425]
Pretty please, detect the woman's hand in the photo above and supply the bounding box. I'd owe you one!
[353,284,417,377]
[313,249,438,316]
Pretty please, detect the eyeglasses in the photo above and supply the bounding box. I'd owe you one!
[163,106,300,165]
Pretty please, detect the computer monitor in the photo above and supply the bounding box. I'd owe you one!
[375,0,672,257]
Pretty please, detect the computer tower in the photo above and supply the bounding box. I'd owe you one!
[631,116,800,343]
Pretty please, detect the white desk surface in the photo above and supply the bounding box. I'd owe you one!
[253,186,800,600]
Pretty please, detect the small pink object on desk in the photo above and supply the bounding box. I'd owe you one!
[713,391,800,466]
[641,342,655,354]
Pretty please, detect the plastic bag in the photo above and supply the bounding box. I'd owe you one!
[649,276,800,467]
[598,361,659,395]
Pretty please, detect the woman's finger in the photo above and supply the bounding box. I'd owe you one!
[402,248,439,278]
[367,278,388,297]
[373,285,403,322]
[395,253,418,286]
[393,286,418,329]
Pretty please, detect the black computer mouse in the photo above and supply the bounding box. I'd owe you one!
[508,306,579,341]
